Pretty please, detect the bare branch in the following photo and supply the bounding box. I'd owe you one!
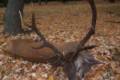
[19,10,24,28]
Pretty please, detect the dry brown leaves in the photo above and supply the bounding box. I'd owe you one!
[0,2,120,80]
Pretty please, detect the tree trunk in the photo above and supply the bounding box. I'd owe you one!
[4,0,24,35]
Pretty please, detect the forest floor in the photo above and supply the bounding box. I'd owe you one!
[0,2,120,80]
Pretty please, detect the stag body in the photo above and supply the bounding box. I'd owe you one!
[2,38,100,80]
[3,39,79,62]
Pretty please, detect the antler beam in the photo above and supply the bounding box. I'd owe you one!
[30,13,64,65]
[71,0,97,60]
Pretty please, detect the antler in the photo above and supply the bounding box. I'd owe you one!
[30,0,97,63]
[79,0,97,46]
[71,0,97,60]
[30,13,64,65]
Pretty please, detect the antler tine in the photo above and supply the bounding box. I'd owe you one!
[77,0,97,50]
[79,0,96,47]
[31,12,46,42]
[31,12,64,62]
[71,0,97,60]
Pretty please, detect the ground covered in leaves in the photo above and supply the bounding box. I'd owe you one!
[0,2,120,80]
